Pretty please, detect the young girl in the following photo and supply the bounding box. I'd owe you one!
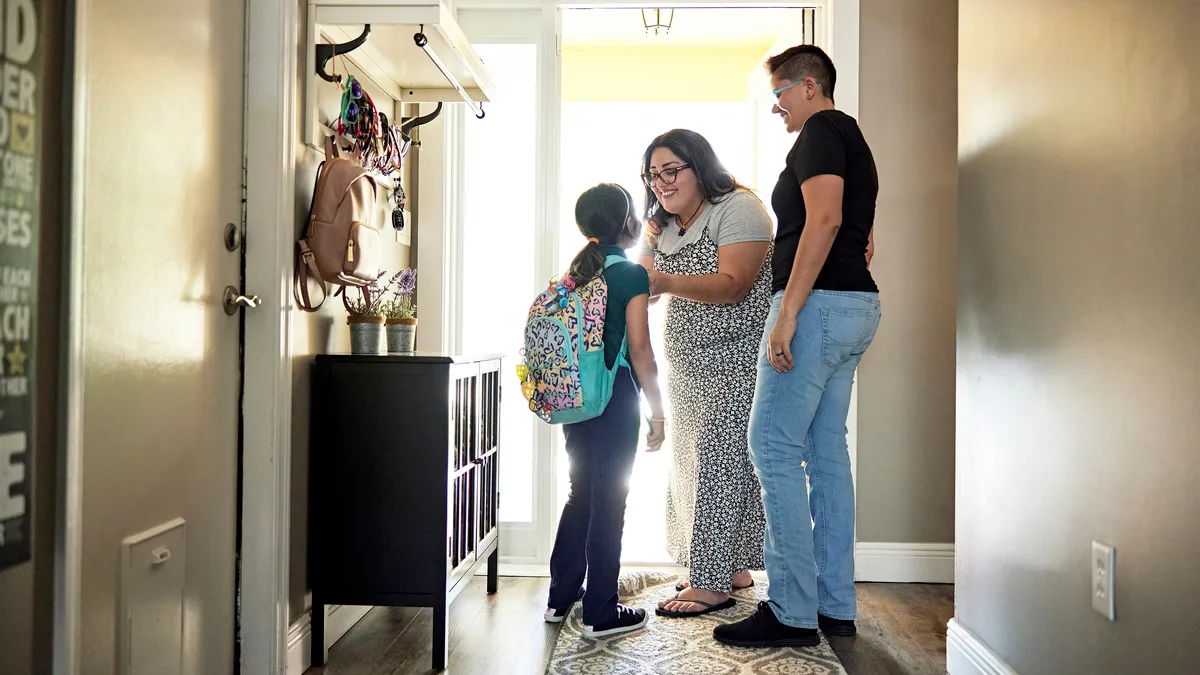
[543,183,667,637]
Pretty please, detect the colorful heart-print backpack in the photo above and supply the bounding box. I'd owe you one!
[518,255,629,425]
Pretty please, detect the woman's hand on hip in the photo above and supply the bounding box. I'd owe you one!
[767,313,797,373]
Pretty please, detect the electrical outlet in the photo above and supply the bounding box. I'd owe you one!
[1091,541,1116,620]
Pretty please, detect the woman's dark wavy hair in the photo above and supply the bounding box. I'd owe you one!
[567,183,640,287]
[641,129,744,242]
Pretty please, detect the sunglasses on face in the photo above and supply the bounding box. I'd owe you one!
[642,164,691,188]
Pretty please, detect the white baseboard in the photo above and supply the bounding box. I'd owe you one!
[946,618,1019,675]
[286,603,374,675]
[854,542,955,583]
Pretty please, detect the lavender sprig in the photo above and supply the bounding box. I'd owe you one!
[381,268,417,319]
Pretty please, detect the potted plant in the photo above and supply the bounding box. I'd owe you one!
[345,272,387,354]
[382,268,418,353]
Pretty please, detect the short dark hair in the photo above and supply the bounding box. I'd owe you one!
[765,44,836,101]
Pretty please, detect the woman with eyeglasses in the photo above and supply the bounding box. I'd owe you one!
[634,129,774,619]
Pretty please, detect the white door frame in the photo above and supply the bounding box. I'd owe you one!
[55,0,91,669]
[233,1,859,670]
[241,0,298,672]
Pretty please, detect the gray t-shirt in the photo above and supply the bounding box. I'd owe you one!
[636,190,773,257]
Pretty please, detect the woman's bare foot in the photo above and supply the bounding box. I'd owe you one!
[676,570,754,591]
[658,585,731,613]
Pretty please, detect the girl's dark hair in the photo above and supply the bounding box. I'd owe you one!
[568,183,640,287]
[641,129,744,242]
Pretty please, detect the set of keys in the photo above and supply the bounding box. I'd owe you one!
[392,185,408,242]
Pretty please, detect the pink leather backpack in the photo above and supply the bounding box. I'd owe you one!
[293,137,381,312]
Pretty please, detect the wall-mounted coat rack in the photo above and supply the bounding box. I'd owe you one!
[401,102,443,136]
[316,25,371,83]
[413,28,484,119]
[304,0,497,147]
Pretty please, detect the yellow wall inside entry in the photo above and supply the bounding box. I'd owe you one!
[562,44,775,103]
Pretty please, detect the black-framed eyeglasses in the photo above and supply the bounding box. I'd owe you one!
[642,164,691,188]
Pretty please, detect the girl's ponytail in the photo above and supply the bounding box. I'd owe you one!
[567,237,606,287]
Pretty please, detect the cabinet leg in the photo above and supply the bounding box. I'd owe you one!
[310,598,328,667]
[432,598,449,671]
[487,548,499,594]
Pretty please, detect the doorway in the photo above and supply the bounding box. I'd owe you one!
[555,5,818,565]
[453,4,824,568]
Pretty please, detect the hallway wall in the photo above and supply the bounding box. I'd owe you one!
[562,45,773,102]
[957,0,1200,672]
[855,0,958,545]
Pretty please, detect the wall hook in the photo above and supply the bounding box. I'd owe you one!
[316,25,372,83]
[400,102,443,136]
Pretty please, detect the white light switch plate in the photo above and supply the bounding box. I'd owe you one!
[1091,540,1116,620]
[121,518,187,675]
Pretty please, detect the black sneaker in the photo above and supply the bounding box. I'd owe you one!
[713,601,820,648]
[544,587,586,623]
[818,613,857,637]
[582,605,649,638]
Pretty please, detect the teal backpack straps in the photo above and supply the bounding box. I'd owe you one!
[602,255,637,378]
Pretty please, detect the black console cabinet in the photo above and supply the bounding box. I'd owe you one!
[308,353,502,671]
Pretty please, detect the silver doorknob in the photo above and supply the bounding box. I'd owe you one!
[223,286,261,315]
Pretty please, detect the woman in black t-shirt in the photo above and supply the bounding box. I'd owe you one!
[714,45,883,651]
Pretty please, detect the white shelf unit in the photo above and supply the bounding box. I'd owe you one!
[304,0,499,150]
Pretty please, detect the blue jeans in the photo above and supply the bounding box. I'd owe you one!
[547,367,640,626]
[748,290,881,628]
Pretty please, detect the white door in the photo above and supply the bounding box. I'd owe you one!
[75,0,245,673]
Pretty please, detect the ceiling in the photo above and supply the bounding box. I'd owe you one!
[561,7,811,47]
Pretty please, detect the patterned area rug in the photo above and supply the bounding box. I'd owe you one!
[546,571,847,674]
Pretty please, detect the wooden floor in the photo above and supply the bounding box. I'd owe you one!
[308,577,954,675]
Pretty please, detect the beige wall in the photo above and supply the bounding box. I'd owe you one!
[957,0,1200,673]
[289,0,415,621]
[562,45,773,103]
[855,0,957,544]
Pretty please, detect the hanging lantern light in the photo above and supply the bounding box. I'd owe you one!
[641,8,674,36]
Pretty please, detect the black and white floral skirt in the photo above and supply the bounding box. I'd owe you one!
[656,229,772,593]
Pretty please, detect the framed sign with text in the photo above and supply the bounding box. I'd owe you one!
[0,0,40,572]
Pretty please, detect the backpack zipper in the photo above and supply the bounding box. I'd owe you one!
[347,238,355,262]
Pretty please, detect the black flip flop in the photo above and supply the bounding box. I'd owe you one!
[655,594,737,618]
[675,581,755,593]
